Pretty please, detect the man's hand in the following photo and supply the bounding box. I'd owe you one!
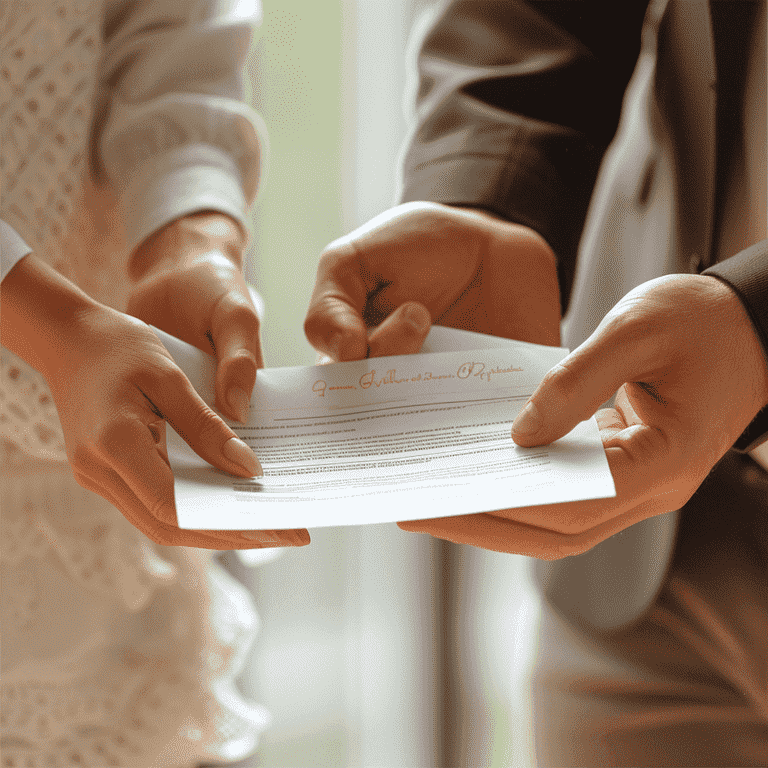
[304,201,562,361]
[398,275,768,559]
[127,211,262,423]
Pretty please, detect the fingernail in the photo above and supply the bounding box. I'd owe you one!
[223,437,263,477]
[227,386,251,423]
[403,304,430,334]
[512,401,541,437]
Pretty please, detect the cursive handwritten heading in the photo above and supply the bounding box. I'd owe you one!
[312,380,357,396]
[311,359,523,396]
[360,369,411,389]
[457,361,522,383]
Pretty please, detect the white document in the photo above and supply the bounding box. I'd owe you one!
[155,326,615,530]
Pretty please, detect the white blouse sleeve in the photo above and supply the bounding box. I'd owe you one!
[0,221,33,282]
[94,0,269,254]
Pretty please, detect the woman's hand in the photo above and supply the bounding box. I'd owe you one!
[2,254,309,549]
[126,211,263,424]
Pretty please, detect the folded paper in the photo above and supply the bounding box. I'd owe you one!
[153,326,616,530]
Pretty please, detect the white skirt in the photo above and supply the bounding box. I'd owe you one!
[1,422,271,767]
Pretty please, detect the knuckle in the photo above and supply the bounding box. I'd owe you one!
[137,356,186,394]
[602,308,650,346]
[540,361,579,401]
[304,302,351,349]
[188,404,228,446]
[318,240,357,273]
[601,299,676,363]
[216,293,261,333]
[93,415,140,455]
[609,422,672,469]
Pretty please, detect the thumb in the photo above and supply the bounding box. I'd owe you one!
[149,364,263,478]
[367,302,431,358]
[210,289,263,423]
[510,330,631,447]
[304,242,370,362]
[305,298,369,363]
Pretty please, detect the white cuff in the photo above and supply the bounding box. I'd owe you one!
[0,221,33,282]
[121,144,250,254]
[750,442,768,473]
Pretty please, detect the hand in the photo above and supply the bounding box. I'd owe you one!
[49,305,308,549]
[126,211,262,424]
[2,254,309,550]
[398,275,768,559]
[304,201,561,361]
[125,211,310,547]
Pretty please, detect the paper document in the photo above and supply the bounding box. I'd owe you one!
[156,326,615,529]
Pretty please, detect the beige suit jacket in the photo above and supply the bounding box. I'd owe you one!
[400,0,768,630]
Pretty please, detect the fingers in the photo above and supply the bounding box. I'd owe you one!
[305,242,370,362]
[397,489,679,560]
[510,314,653,448]
[398,398,686,555]
[72,464,259,549]
[75,452,308,550]
[209,288,263,423]
[305,245,431,361]
[367,302,431,358]
[139,362,262,478]
[398,395,690,558]
[236,528,311,546]
[397,513,579,558]
[95,415,182,527]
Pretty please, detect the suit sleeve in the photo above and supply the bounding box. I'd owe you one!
[704,240,768,452]
[398,0,649,312]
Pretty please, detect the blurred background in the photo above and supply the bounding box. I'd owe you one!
[224,1,543,765]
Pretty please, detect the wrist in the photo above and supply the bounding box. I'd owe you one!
[702,273,768,377]
[1,254,103,380]
[451,205,557,262]
[129,211,247,281]
[701,274,768,428]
